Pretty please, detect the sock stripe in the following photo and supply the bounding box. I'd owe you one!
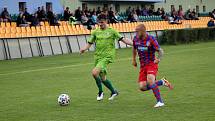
[150,84,162,102]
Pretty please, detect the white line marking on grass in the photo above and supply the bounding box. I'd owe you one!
[0,63,93,76]
[0,46,214,76]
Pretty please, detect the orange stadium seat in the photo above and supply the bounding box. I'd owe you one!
[5,27,10,34]
[26,27,31,33]
[6,22,11,27]
[11,22,17,27]
[0,22,6,27]
[36,26,41,32]
[44,21,49,26]
[40,26,46,36]
[0,17,211,38]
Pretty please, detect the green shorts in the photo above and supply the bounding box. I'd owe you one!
[95,58,112,75]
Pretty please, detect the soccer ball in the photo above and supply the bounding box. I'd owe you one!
[57,94,70,106]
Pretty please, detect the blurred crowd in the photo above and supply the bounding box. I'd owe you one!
[0,6,214,28]
[209,9,215,20]
[0,6,60,27]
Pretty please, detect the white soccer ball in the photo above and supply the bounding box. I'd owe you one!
[57,94,70,106]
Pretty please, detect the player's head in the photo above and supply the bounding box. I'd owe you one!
[135,24,146,39]
[98,18,108,30]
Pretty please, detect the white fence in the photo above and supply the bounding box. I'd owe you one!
[0,31,161,60]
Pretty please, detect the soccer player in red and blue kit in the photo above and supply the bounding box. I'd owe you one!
[132,24,173,108]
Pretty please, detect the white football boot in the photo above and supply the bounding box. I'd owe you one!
[154,101,165,108]
[97,92,104,101]
[108,91,119,101]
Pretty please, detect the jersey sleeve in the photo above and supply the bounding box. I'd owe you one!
[151,36,160,51]
[133,35,137,49]
[112,29,123,41]
[88,30,96,44]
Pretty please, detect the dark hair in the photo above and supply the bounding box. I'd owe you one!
[98,13,108,21]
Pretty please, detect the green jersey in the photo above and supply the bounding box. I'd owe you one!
[88,27,122,62]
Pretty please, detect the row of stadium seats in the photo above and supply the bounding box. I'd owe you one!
[139,16,163,21]
[7,14,64,21]
[0,17,211,38]
[119,15,163,21]
[0,17,210,27]
[198,12,210,17]
[0,25,91,38]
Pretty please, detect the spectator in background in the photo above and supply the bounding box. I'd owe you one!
[127,12,133,21]
[40,6,46,21]
[109,12,118,23]
[81,12,94,29]
[207,19,214,27]
[30,13,40,26]
[212,11,215,19]
[75,7,82,21]
[36,7,40,13]
[96,7,101,15]
[132,8,135,14]
[23,8,30,22]
[91,8,96,15]
[185,9,198,20]
[127,12,138,22]
[47,8,60,26]
[192,9,196,16]
[178,7,184,19]
[98,11,107,20]
[69,13,77,25]
[108,7,116,23]
[171,6,176,17]
[81,12,87,23]
[103,7,108,12]
[185,9,192,20]
[189,11,199,20]
[84,7,89,14]
[155,8,161,16]
[91,12,98,24]
[210,9,215,19]
[108,7,114,18]
[133,11,139,22]
[88,9,93,16]
[161,7,166,19]
[136,7,141,16]
[1,7,11,22]
[63,7,71,21]
[37,6,46,21]
[126,6,132,16]
[86,9,91,18]
[17,12,29,27]
[148,7,154,16]
[141,7,149,16]
[36,7,41,19]
[169,11,182,24]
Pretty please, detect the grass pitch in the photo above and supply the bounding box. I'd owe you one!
[0,41,215,121]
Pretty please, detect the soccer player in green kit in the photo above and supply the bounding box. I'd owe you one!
[80,18,132,101]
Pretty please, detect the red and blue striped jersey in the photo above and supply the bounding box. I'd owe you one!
[133,34,160,66]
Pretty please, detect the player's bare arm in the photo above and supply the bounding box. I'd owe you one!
[154,48,164,64]
[80,43,92,54]
[132,47,137,67]
[120,37,133,45]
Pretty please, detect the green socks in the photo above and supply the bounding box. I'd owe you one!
[102,79,115,94]
[94,77,116,94]
[94,77,103,93]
